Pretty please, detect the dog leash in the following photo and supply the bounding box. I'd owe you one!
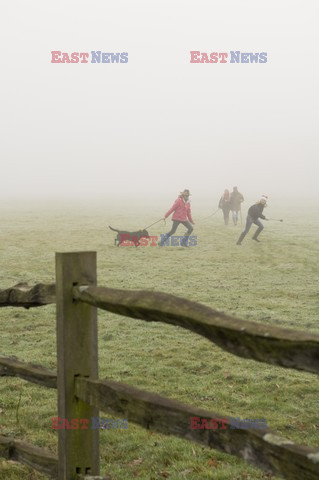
[145,209,219,229]
[198,208,220,222]
[143,218,166,230]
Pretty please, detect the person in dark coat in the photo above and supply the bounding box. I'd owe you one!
[218,189,231,225]
[230,186,244,225]
[236,196,268,245]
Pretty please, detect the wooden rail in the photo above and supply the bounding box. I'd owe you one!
[1,251,319,480]
[72,285,319,374]
[74,376,319,480]
[0,356,57,388]
[2,281,319,374]
[2,355,319,479]
[0,282,55,308]
[0,434,110,480]
[0,435,58,478]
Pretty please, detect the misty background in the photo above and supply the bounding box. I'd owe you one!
[0,0,318,212]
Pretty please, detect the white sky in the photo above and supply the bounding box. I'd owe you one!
[0,0,318,202]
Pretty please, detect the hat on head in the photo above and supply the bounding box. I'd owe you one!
[180,189,191,196]
[260,195,268,203]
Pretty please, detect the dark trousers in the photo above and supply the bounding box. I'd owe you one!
[160,220,193,246]
[222,208,230,225]
[237,215,264,243]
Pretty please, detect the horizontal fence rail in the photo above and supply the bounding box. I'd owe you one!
[0,356,57,388]
[0,435,110,480]
[2,281,319,375]
[75,376,319,480]
[0,435,58,478]
[73,285,319,375]
[1,355,319,480]
[0,282,55,308]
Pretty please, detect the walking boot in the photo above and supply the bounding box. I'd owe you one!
[252,232,261,242]
[236,232,245,245]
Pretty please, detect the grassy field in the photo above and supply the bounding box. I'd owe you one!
[1,199,319,480]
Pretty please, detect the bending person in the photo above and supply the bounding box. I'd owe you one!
[160,189,194,247]
[236,196,268,245]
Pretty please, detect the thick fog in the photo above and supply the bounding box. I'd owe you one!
[0,0,318,204]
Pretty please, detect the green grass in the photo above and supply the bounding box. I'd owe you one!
[1,202,319,479]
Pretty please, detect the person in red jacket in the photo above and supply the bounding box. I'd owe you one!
[159,189,195,246]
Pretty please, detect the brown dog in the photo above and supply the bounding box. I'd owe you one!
[109,226,149,247]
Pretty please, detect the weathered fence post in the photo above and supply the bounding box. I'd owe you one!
[56,252,99,480]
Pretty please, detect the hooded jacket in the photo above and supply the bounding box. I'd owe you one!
[165,196,194,223]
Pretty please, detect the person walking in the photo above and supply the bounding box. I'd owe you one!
[236,196,268,245]
[230,186,244,225]
[160,189,195,246]
[218,189,231,225]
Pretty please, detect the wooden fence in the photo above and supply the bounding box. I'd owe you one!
[0,251,319,479]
